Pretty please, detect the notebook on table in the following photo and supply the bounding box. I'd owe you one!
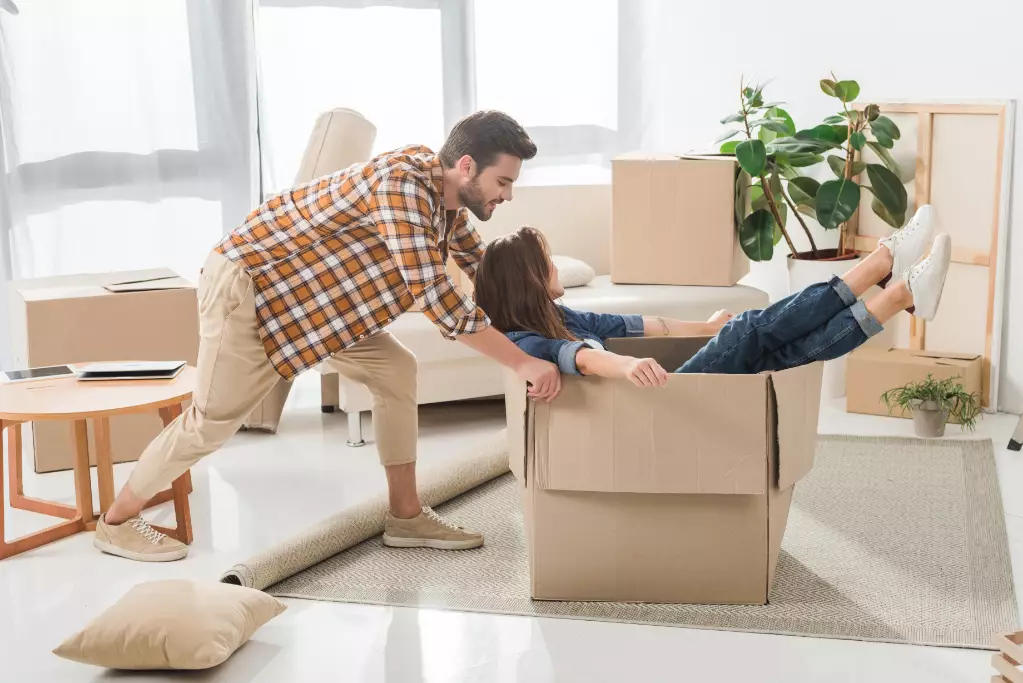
[74,361,187,381]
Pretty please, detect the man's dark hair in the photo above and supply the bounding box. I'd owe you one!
[438,110,537,171]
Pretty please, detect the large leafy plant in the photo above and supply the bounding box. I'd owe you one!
[720,75,908,262]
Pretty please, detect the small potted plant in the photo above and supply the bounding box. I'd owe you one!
[881,374,982,438]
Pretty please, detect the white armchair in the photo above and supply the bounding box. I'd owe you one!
[242,108,377,436]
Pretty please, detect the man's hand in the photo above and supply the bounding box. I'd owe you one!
[517,357,561,401]
[706,309,735,333]
[624,357,669,388]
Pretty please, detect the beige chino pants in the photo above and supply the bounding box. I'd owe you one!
[127,251,418,501]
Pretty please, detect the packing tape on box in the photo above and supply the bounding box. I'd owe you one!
[220,430,509,590]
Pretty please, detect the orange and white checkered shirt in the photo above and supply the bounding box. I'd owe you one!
[214,146,489,379]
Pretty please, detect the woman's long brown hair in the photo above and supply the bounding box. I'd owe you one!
[473,226,578,341]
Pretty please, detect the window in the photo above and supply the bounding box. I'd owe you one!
[474,0,619,178]
[256,3,446,191]
[474,0,617,132]
[0,1,255,281]
[255,0,623,189]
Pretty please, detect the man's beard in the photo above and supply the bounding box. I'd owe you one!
[458,176,491,221]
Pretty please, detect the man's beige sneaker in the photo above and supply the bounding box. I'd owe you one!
[382,506,483,550]
[94,514,188,562]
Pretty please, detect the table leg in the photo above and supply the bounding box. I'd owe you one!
[93,417,115,514]
[149,403,193,545]
[1,420,6,551]
[1,419,84,560]
[72,420,95,524]
[6,422,21,502]
[7,422,78,520]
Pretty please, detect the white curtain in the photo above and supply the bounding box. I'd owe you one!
[0,0,260,366]
[0,0,664,365]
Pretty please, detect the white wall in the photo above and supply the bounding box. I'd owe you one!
[645,0,1023,413]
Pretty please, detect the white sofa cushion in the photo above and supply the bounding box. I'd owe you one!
[552,255,596,288]
[561,276,768,319]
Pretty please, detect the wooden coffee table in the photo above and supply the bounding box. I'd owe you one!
[1,367,196,559]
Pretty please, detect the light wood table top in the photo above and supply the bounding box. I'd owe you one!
[0,366,196,422]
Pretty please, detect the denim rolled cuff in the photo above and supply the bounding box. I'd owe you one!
[850,300,884,339]
[829,276,857,307]
[557,341,587,375]
[622,314,645,337]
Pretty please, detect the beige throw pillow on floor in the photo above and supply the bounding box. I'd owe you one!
[53,580,286,670]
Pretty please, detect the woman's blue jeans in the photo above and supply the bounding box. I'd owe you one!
[677,277,883,374]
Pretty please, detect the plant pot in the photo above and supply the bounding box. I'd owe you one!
[910,400,950,438]
[786,250,863,399]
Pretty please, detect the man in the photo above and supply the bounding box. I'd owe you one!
[93,111,562,561]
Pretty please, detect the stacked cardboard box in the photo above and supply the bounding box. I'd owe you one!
[611,154,749,287]
[8,269,199,473]
[506,336,823,605]
[846,348,983,424]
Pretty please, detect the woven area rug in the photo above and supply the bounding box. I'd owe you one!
[267,436,1018,649]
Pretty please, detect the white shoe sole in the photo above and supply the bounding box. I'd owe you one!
[94,537,188,562]
[912,243,952,321]
[914,270,949,321]
[382,534,483,550]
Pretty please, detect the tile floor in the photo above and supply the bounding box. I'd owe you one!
[1,374,1020,683]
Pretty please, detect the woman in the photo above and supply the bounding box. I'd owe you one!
[473,207,950,387]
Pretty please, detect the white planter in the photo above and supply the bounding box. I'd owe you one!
[786,251,862,399]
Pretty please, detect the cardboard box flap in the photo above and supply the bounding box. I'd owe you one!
[769,362,823,490]
[503,372,529,484]
[614,152,738,164]
[12,268,181,292]
[17,269,191,301]
[906,349,980,362]
[858,347,981,364]
[534,373,770,496]
[104,276,192,293]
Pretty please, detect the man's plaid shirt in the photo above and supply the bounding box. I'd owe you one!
[214,146,489,379]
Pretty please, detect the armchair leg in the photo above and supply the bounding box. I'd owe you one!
[347,411,365,447]
[321,373,340,414]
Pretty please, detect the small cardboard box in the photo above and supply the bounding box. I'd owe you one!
[611,154,749,287]
[845,348,983,424]
[8,269,199,473]
[505,337,823,605]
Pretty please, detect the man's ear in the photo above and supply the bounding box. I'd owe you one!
[457,154,475,179]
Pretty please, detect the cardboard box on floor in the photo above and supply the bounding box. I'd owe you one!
[505,336,823,605]
[8,269,199,473]
[845,348,983,424]
[611,154,750,287]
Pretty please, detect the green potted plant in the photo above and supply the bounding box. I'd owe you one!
[881,374,982,438]
[718,74,910,268]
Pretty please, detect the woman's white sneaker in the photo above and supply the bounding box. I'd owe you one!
[880,204,934,283]
[904,233,952,321]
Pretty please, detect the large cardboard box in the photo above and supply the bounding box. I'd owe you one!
[611,154,749,287]
[8,269,199,473]
[846,347,983,423]
[506,337,823,605]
